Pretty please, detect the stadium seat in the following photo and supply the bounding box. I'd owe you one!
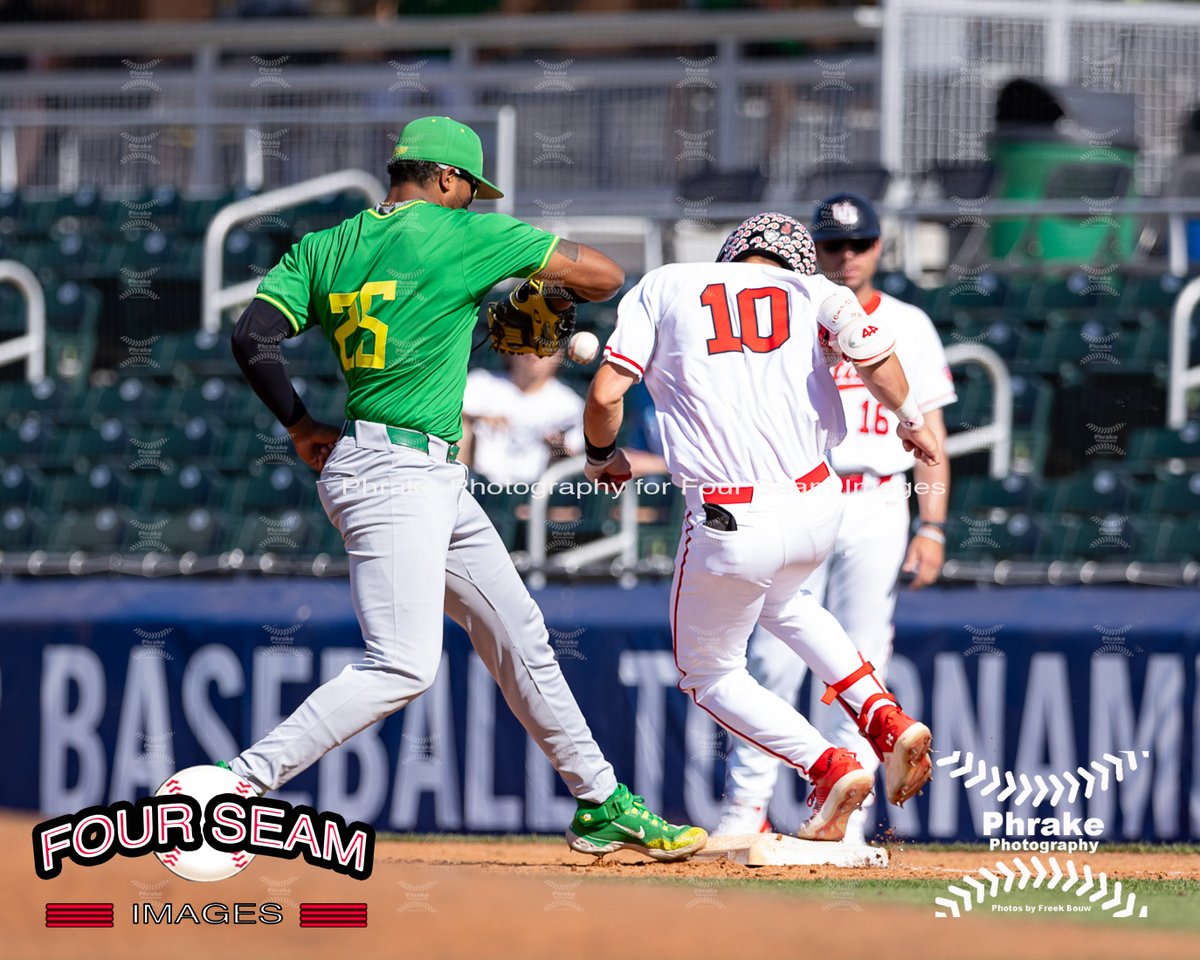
[0,414,54,464]
[1161,517,1200,561]
[949,473,1035,516]
[61,418,130,464]
[229,465,311,513]
[0,463,41,508]
[1126,422,1200,465]
[1117,272,1186,319]
[79,377,164,423]
[130,464,226,513]
[150,508,224,555]
[37,463,130,513]
[230,510,314,555]
[1138,470,1200,515]
[1073,513,1139,562]
[1032,515,1083,560]
[47,506,127,553]
[0,505,42,551]
[1034,468,1135,515]
[948,512,1037,561]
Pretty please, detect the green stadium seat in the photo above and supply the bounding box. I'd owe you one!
[62,418,130,463]
[1073,513,1138,562]
[0,505,42,550]
[1126,423,1200,465]
[0,379,73,420]
[1161,517,1200,562]
[1015,317,1122,371]
[949,474,1036,516]
[229,465,311,513]
[48,506,126,553]
[230,509,314,555]
[1131,517,1176,562]
[0,414,54,464]
[1138,470,1200,515]
[128,464,227,513]
[149,508,224,555]
[1034,469,1135,515]
[1032,515,1083,560]
[179,193,235,238]
[1117,273,1185,319]
[948,512,1037,561]
[946,315,1022,361]
[37,463,130,513]
[0,463,41,508]
[79,378,164,422]
[169,330,230,379]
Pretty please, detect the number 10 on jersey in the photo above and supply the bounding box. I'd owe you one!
[700,284,790,355]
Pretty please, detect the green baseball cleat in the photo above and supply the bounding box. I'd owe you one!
[566,783,708,862]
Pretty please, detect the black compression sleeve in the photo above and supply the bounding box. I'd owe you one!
[230,298,308,429]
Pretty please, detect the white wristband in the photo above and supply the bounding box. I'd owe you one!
[895,392,924,429]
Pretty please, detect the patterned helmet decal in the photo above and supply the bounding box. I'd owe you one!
[716,212,817,275]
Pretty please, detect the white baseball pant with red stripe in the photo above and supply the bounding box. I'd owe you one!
[670,470,889,779]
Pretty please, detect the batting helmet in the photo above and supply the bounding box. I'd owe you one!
[810,192,881,242]
[717,212,817,275]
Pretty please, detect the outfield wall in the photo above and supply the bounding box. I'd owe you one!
[1,580,1196,842]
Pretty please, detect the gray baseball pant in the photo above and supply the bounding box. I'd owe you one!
[230,420,617,804]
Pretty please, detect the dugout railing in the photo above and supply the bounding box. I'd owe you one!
[0,259,45,382]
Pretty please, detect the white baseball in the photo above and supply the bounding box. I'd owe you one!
[568,331,600,364]
[154,765,257,882]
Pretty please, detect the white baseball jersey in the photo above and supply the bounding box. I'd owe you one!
[829,292,956,476]
[462,368,584,484]
[604,261,872,488]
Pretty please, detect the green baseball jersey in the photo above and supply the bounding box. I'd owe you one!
[254,200,560,443]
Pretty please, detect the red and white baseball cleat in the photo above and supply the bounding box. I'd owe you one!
[863,698,933,806]
[796,748,873,842]
[712,800,772,837]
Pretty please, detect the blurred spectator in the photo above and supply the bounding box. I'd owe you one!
[461,354,584,485]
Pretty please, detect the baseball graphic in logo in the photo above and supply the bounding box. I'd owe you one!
[155,765,257,881]
[830,201,859,226]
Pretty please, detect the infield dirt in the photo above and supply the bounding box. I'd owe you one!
[5,813,1197,960]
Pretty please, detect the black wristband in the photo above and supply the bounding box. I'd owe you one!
[916,519,946,531]
[585,436,616,464]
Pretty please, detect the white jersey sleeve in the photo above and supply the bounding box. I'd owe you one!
[827,293,957,477]
[603,275,659,380]
[615,261,845,489]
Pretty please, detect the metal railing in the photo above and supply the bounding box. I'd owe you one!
[943,343,1012,479]
[0,260,45,382]
[525,456,640,589]
[1167,275,1200,430]
[201,169,386,334]
[0,11,879,203]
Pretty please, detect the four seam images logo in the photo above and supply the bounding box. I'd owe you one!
[32,767,376,929]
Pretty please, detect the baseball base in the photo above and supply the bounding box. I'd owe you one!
[694,833,889,868]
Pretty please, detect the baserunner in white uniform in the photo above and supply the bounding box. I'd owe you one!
[716,194,956,843]
[582,213,937,841]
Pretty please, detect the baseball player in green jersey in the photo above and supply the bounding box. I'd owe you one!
[226,116,706,862]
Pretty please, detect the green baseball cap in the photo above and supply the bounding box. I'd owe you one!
[390,116,503,200]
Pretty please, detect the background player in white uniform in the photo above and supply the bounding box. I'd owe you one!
[581,213,938,841]
[716,194,956,844]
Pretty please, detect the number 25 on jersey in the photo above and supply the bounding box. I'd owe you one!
[329,280,396,371]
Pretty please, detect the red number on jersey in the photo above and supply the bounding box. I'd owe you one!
[701,283,790,355]
[858,400,891,435]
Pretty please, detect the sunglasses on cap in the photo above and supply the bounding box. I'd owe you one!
[437,163,479,199]
[816,237,876,254]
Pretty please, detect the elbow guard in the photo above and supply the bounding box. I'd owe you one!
[837,320,896,365]
[817,288,896,365]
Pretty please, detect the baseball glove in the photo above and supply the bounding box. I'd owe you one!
[486,280,576,357]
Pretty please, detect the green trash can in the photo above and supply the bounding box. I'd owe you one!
[990,79,1138,263]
